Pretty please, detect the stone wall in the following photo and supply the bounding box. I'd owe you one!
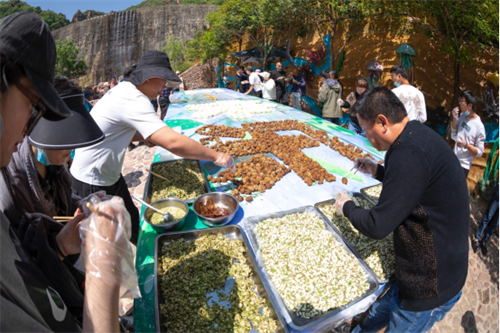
[52,5,217,85]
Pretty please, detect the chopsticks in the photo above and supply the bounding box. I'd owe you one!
[145,169,168,181]
[86,202,99,213]
[53,216,74,220]
[346,162,363,182]
[54,202,99,220]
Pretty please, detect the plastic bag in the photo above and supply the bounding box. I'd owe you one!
[74,195,141,298]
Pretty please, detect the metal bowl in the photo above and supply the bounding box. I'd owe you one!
[192,192,239,227]
[144,198,189,233]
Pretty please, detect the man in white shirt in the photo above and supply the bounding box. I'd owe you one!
[71,51,234,243]
[451,90,486,178]
[390,65,427,123]
[258,72,276,101]
[244,66,263,98]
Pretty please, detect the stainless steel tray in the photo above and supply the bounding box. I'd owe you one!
[359,184,383,205]
[154,225,287,333]
[144,159,211,205]
[314,194,394,284]
[242,206,378,331]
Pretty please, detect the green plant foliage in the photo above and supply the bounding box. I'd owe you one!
[403,0,499,107]
[0,0,70,30]
[186,0,308,69]
[161,35,196,73]
[71,9,105,23]
[55,39,88,79]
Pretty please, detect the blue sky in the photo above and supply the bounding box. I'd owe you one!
[8,1,144,20]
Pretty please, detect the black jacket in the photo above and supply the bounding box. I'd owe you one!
[344,121,469,311]
[236,72,249,93]
[270,69,287,91]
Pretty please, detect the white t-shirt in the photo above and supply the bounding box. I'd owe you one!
[392,85,427,123]
[249,72,262,92]
[452,114,486,170]
[71,82,166,186]
[261,79,276,100]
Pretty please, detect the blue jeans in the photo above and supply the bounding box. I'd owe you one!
[349,121,366,137]
[352,283,461,333]
[476,184,499,244]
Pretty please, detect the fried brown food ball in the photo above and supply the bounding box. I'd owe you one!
[342,177,348,185]
[237,196,244,202]
[207,175,213,181]
[232,189,239,196]
[245,196,253,202]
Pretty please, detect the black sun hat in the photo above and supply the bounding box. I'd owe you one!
[127,51,182,88]
[28,94,105,150]
[0,12,72,121]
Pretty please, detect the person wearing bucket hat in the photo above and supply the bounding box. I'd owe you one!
[0,12,129,333]
[1,76,105,224]
[71,50,235,244]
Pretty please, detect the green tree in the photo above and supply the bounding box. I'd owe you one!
[0,0,70,30]
[162,35,187,70]
[187,0,307,69]
[55,39,88,79]
[297,0,391,70]
[405,0,499,108]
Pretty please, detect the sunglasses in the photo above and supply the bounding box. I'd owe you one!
[14,81,46,135]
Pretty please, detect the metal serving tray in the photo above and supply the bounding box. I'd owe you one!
[144,159,211,205]
[154,225,287,333]
[359,184,383,206]
[314,194,394,284]
[243,206,378,331]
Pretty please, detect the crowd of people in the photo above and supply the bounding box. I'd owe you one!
[0,10,496,333]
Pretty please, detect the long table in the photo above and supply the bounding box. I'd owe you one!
[134,88,387,332]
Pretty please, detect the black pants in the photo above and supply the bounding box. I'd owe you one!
[463,168,469,178]
[323,117,340,125]
[158,96,170,120]
[72,175,139,244]
[254,90,263,98]
[276,87,289,105]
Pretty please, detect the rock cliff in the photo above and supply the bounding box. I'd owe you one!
[52,5,217,85]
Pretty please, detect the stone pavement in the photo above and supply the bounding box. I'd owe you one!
[122,144,155,210]
[123,146,499,333]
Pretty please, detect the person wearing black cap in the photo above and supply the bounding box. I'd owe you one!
[0,76,105,325]
[70,50,235,244]
[0,12,130,332]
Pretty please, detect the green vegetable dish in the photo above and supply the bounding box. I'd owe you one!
[151,160,206,201]
[318,197,395,280]
[159,234,278,333]
[150,206,186,225]
[256,212,370,319]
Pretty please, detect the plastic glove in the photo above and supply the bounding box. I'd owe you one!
[334,191,352,217]
[354,158,378,176]
[452,107,460,120]
[214,153,235,170]
[74,195,141,298]
[337,98,344,106]
[79,190,107,217]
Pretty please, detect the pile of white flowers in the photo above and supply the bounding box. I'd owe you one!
[361,184,382,204]
[188,100,274,119]
[256,212,370,319]
[318,197,395,281]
